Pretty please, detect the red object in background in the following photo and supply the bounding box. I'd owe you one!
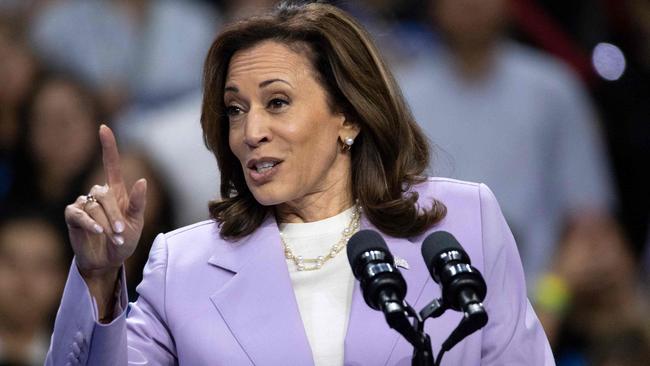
[509,0,596,85]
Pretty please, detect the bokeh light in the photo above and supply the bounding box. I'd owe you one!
[592,42,626,81]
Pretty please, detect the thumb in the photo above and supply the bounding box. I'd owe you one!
[126,178,147,221]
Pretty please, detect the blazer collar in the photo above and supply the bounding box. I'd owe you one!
[208,215,314,366]
[207,214,432,366]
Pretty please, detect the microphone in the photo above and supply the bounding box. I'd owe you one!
[421,231,488,353]
[347,230,407,312]
[421,231,487,313]
[348,230,434,364]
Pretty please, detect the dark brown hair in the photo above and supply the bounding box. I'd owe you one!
[201,2,446,239]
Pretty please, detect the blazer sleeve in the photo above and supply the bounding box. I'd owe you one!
[478,183,555,365]
[45,233,177,365]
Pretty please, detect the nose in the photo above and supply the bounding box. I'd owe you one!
[243,107,271,148]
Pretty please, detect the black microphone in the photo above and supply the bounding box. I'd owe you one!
[421,231,487,313]
[421,231,488,353]
[347,230,407,312]
[347,230,434,364]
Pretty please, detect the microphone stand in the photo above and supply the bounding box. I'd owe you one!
[381,293,488,366]
[419,297,488,366]
[378,291,433,366]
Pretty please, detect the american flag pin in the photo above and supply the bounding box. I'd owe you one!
[394,256,409,270]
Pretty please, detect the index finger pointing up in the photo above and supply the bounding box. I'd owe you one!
[99,124,124,188]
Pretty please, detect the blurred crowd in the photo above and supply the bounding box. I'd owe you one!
[0,0,648,365]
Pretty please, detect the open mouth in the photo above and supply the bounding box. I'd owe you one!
[246,158,283,183]
[254,161,278,174]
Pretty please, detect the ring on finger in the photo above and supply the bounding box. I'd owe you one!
[84,194,98,209]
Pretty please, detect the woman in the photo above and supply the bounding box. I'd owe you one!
[8,73,102,235]
[47,3,553,365]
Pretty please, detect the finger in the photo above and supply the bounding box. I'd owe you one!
[65,204,105,234]
[126,178,147,221]
[99,124,125,189]
[89,184,126,234]
[83,200,124,246]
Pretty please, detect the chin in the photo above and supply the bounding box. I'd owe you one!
[247,185,288,207]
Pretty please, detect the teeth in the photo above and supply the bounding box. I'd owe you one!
[255,161,276,173]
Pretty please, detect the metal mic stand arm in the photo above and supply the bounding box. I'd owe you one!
[418,296,488,366]
[380,297,434,366]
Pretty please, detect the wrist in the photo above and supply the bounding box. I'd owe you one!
[76,259,120,279]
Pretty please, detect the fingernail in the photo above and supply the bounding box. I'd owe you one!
[94,224,104,234]
[114,235,124,246]
[114,221,124,233]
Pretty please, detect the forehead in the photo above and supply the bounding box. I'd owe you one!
[226,40,314,85]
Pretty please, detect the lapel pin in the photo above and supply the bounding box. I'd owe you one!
[394,256,410,270]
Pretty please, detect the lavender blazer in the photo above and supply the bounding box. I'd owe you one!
[46,178,555,365]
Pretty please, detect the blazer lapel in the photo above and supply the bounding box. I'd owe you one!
[208,216,314,366]
[344,218,432,365]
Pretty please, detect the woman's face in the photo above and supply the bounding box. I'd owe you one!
[0,219,65,329]
[226,41,357,209]
[29,80,97,176]
[432,0,507,46]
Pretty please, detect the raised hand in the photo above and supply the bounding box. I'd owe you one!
[64,125,147,295]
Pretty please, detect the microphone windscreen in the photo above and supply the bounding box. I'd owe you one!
[421,231,463,266]
[347,229,391,267]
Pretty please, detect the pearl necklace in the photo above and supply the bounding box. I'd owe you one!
[280,205,361,271]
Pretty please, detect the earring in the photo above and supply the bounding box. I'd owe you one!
[342,137,354,152]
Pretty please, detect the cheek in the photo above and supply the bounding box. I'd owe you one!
[228,128,245,162]
[292,131,339,179]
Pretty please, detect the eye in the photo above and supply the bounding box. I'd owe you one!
[225,105,243,117]
[267,98,289,111]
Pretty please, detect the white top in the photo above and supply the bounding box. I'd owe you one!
[279,207,356,366]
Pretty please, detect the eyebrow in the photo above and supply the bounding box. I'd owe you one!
[259,78,292,88]
[224,78,292,94]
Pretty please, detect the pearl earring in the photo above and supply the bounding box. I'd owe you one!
[342,137,354,152]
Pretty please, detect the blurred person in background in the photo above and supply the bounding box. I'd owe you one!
[28,0,220,116]
[537,213,650,365]
[0,213,67,366]
[84,150,176,299]
[8,74,102,234]
[0,21,39,212]
[396,0,617,289]
[120,94,220,226]
[517,0,650,271]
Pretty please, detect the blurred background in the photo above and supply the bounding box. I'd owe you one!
[0,0,647,365]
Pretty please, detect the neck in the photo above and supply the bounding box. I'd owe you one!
[39,167,69,202]
[448,40,496,81]
[276,192,354,224]
[275,174,354,224]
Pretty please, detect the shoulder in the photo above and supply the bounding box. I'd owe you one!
[409,178,505,268]
[412,177,498,216]
[149,220,223,266]
[164,219,220,242]
[412,177,485,209]
[413,177,503,222]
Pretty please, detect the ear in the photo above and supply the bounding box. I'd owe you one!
[337,114,360,143]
